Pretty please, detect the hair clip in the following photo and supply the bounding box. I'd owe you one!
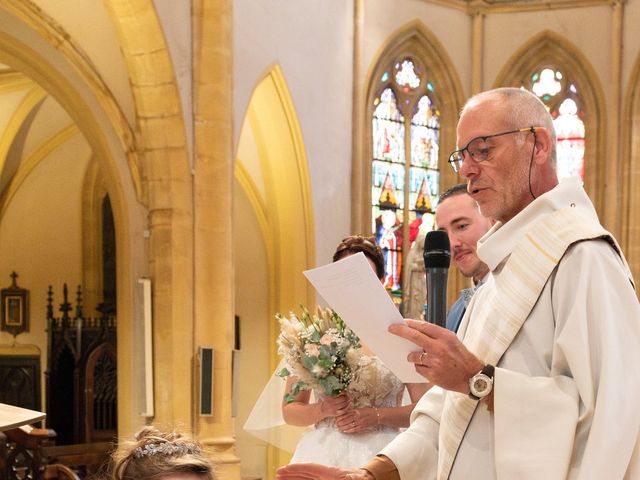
[133,441,201,459]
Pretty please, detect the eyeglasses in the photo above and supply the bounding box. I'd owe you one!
[448,126,536,173]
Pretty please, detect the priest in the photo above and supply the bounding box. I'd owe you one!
[277,87,640,480]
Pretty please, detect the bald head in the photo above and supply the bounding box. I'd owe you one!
[456,87,559,223]
[462,88,557,166]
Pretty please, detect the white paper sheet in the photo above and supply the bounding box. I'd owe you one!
[303,252,424,383]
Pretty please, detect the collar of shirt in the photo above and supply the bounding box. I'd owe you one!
[476,176,599,271]
[473,273,489,287]
[460,287,475,306]
[460,274,489,306]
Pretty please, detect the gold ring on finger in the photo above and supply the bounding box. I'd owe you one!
[419,351,428,365]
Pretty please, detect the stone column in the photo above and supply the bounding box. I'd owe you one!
[351,0,367,234]
[102,0,196,432]
[470,8,484,95]
[192,0,239,479]
[606,0,624,236]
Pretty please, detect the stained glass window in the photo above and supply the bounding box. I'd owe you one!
[395,60,421,90]
[528,67,585,180]
[372,58,441,307]
[373,89,404,163]
[554,98,585,179]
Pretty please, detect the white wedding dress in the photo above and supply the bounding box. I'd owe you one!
[289,354,406,468]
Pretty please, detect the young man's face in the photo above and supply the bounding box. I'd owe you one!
[435,193,492,282]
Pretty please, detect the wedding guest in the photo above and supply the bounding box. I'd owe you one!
[435,183,493,332]
[280,235,428,468]
[110,426,214,480]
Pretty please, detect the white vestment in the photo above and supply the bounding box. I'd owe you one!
[380,177,640,479]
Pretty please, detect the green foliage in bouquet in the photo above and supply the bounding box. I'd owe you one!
[276,306,361,403]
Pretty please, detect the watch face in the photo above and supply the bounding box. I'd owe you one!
[470,373,492,397]
[473,377,488,392]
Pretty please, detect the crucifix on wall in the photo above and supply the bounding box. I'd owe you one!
[1,271,30,337]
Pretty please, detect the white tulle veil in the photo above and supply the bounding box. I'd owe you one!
[242,359,313,453]
[243,360,413,453]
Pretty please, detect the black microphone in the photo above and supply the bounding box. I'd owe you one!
[423,230,451,327]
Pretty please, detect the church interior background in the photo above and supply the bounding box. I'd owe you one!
[0,0,638,478]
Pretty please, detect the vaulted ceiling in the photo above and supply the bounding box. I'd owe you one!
[0,63,90,218]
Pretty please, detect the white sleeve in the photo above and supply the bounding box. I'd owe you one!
[379,386,443,480]
[493,240,640,479]
[493,368,579,478]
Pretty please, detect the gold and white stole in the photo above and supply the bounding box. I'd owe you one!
[436,205,626,479]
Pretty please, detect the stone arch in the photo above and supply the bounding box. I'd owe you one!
[0,1,149,437]
[0,83,46,173]
[100,0,195,430]
[0,124,79,220]
[236,64,316,329]
[234,64,316,472]
[80,157,109,316]
[621,52,640,282]
[494,30,607,218]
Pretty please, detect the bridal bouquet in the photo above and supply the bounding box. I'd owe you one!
[276,306,361,403]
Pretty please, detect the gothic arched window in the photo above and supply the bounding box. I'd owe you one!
[371,58,441,305]
[527,67,586,180]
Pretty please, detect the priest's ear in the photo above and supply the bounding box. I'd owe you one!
[532,127,552,166]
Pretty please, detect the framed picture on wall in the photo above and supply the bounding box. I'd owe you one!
[1,272,29,337]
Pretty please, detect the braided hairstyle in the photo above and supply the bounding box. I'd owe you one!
[111,427,214,480]
[333,235,385,280]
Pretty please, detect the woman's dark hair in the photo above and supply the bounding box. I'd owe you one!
[333,235,385,280]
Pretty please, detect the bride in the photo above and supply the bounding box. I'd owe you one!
[281,235,428,467]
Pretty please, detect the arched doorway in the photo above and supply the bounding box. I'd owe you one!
[234,65,315,479]
[0,3,145,441]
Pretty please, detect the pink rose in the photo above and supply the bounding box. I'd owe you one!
[304,344,320,356]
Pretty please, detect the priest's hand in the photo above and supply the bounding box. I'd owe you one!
[277,464,373,480]
[389,319,483,394]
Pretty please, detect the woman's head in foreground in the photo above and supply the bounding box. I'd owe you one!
[111,427,214,480]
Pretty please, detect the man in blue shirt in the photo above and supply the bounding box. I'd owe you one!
[435,184,493,332]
